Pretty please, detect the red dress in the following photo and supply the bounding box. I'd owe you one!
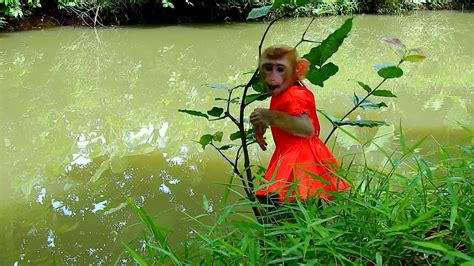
[255,85,349,202]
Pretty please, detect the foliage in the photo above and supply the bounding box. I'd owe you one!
[123,131,474,264]
[0,0,472,26]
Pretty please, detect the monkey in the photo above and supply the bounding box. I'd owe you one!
[250,44,349,206]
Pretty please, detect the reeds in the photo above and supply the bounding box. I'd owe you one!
[123,127,473,265]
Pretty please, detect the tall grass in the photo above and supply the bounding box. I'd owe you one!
[122,127,473,265]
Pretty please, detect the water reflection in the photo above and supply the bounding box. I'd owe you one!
[1,11,473,264]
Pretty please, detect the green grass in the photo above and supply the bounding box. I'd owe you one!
[123,128,473,265]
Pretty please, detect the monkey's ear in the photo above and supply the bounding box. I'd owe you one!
[295,59,310,80]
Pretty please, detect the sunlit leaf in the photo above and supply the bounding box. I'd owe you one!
[377,66,403,79]
[376,252,383,266]
[244,93,270,105]
[213,131,223,142]
[202,194,210,212]
[306,63,339,87]
[246,5,272,20]
[178,109,209,119]
[357,81,372,93]
[404,54,426,62]
[405,48,427,62]
[447,180,458,230]
[207,107,224,117]
[303,18,352,67]
[335,120,389,128]
[207,83,231,90]
[372,90,397,97]
[199,134,213,149]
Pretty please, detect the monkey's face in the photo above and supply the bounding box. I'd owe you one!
[261,59,294,96]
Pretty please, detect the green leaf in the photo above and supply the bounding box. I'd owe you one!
[374,63,395,71]
[411,241,448,253]
[207,83,231,90]
[405,48,426,62]
[376,252,383,266]
[447,180,458,230]
[251,76,267,93]
[123,243,149,266]
[306,62,339,87]
[356,98,388,109]
[229,131,241,141]
[207,107,224,117]
[178,109,209,119]
[215,97,240,104]
[357,81,372,93]
[296,0,310,6]
[246,5,272,20]
[218,144,237,150]
[303,18,352,67]
[317,109,339,125]
[202,194,210,212]
[244,93,270,105]
[272,0,290,9]
[377,66,403,79]
[335,120,389,128]
[409,208,437,227]
[213,131,223,142]
[199,134,213,149]
[404,54,426,62]
[372,90,397,97]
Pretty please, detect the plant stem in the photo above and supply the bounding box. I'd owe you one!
[324,77,388,144]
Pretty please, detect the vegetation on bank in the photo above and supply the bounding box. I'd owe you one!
[1,0,473,29]
[120,0,472,264]
[123,134,473,264]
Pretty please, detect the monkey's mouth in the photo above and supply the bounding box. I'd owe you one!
[268,85,278,91]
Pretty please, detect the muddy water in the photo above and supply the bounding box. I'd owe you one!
[0,11,472,264]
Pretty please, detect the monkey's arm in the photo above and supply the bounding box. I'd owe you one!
[255,124,268,151]
[250,108,314,138]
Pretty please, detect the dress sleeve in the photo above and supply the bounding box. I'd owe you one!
[285,91,310,116]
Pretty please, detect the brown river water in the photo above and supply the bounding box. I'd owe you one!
[0,11,473,264]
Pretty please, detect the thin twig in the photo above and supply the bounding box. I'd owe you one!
[295,17,316,48]
[324,77,388,144]
[211,143,235,168]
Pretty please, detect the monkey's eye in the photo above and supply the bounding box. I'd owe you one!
[276,65,286,73]
[263,64,273,73]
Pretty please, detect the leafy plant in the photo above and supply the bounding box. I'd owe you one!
[177,0,426,218]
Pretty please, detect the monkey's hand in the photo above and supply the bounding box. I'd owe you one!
[255,124,267,151]
[250,108,272,127]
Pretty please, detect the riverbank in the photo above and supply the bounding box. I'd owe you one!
[1,0,472,32]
